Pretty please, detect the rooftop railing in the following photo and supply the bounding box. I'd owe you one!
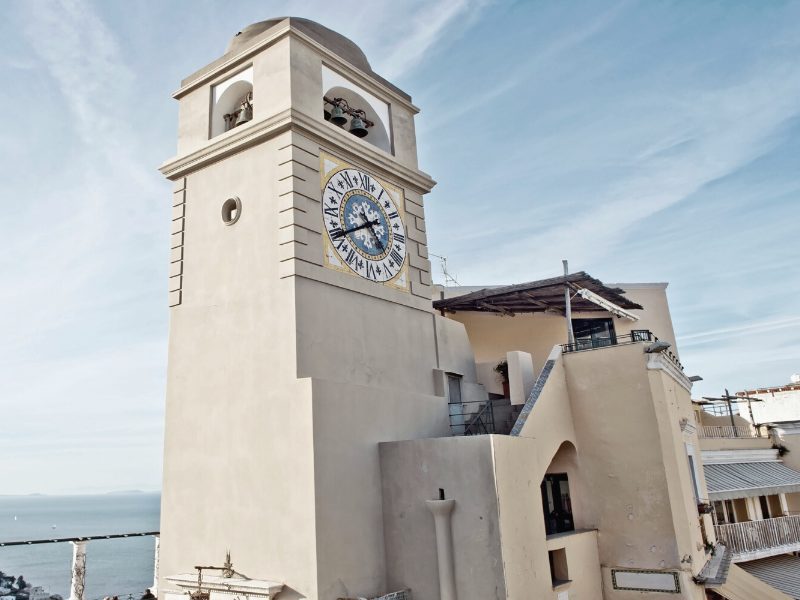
[561,330,685,371]
[715,515,800,562]
[0,532,159,600]
[699,425,761,439]
[449,398,496,436]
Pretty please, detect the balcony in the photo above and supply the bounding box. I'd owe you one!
[715,515,800,561]
[0,531,159,600]
[699,425,761,439]
[561,329,685,372]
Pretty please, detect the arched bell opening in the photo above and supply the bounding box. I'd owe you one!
[210,67,254,138]
[322,85,390,153]
[541,441,582,536]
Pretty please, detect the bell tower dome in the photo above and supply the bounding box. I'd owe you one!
[158,17,441,600]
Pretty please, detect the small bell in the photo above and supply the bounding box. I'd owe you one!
[329,105,347,126]
[234,103,253,127]
[349,115,368,138]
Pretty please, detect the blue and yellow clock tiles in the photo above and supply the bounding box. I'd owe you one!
[320,153,409,291]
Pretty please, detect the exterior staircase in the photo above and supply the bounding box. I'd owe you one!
[489,397,522,435]
[460,396,522,436]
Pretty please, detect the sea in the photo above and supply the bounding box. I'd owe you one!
[0,493,160,600]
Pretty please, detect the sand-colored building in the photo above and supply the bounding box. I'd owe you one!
[155,17,793,600]
[691,382,800,598]
[736,381,800,426]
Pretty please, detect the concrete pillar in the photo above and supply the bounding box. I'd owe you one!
[68,541,87,600]
[426,499,457,600]
[152,534,160,593]
[778,493,789,517]
[746,497,762,521]
[507,351,535,406]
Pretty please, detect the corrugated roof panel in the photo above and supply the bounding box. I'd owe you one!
[705,462,800,500]
[739,555,800,599]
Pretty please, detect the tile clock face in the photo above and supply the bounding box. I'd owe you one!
[320,153,409,290]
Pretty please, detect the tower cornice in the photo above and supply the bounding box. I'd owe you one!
[159,108,436,194]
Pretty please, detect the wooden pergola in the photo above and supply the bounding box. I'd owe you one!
[432,271,643,316]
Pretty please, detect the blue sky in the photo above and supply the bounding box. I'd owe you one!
[1,0,798,494]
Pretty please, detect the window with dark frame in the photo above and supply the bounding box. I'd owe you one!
[447,373,464,435]
[541,473,575,535]
[571,318,617,350]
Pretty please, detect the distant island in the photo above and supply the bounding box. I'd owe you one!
[0,572,60,600]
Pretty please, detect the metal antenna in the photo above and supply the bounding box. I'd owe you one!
[430,253,459,287]
[701,388,764,436]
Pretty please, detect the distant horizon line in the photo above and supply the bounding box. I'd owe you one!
[0,489,162,497]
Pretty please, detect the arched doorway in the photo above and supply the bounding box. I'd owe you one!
[541,441,579,535]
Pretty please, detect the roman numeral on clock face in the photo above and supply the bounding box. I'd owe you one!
[321,159,410,287]
[340,171,354,188]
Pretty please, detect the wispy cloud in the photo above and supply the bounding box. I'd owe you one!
[426,0,629,133]
[680,316,800,345]
[23,0,134,148]
[450,58,800,283]
[0,0,169,494]
[378,0,493,79]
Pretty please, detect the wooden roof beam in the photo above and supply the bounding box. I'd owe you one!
[521,292,564,314]
[477,301,515,316]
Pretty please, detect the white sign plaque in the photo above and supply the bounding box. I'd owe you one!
[612,569,680,593]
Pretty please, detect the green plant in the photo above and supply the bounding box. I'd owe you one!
[494,360,509,383]
[697,502,714,515]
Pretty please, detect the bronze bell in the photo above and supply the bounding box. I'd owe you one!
[349,115,368,138]
[234,103,253,127]
[329,105,347,126]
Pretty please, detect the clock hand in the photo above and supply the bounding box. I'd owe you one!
[331,219,378,239]
[366,221,385,252]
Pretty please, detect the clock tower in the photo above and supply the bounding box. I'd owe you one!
[158,18,444,600]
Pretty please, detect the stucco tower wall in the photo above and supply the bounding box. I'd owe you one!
[160,133,319,598]
[616,283,678,356]
[492,435,605,599]
[379,437,507,600]
[161,16,440,599]
[648,368,711,572]
[563,344,682,571]
[311,379,449,598]
[279,29,442,598]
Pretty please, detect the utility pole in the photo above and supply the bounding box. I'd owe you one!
[563,260,575,346]
[725,388,737,435]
